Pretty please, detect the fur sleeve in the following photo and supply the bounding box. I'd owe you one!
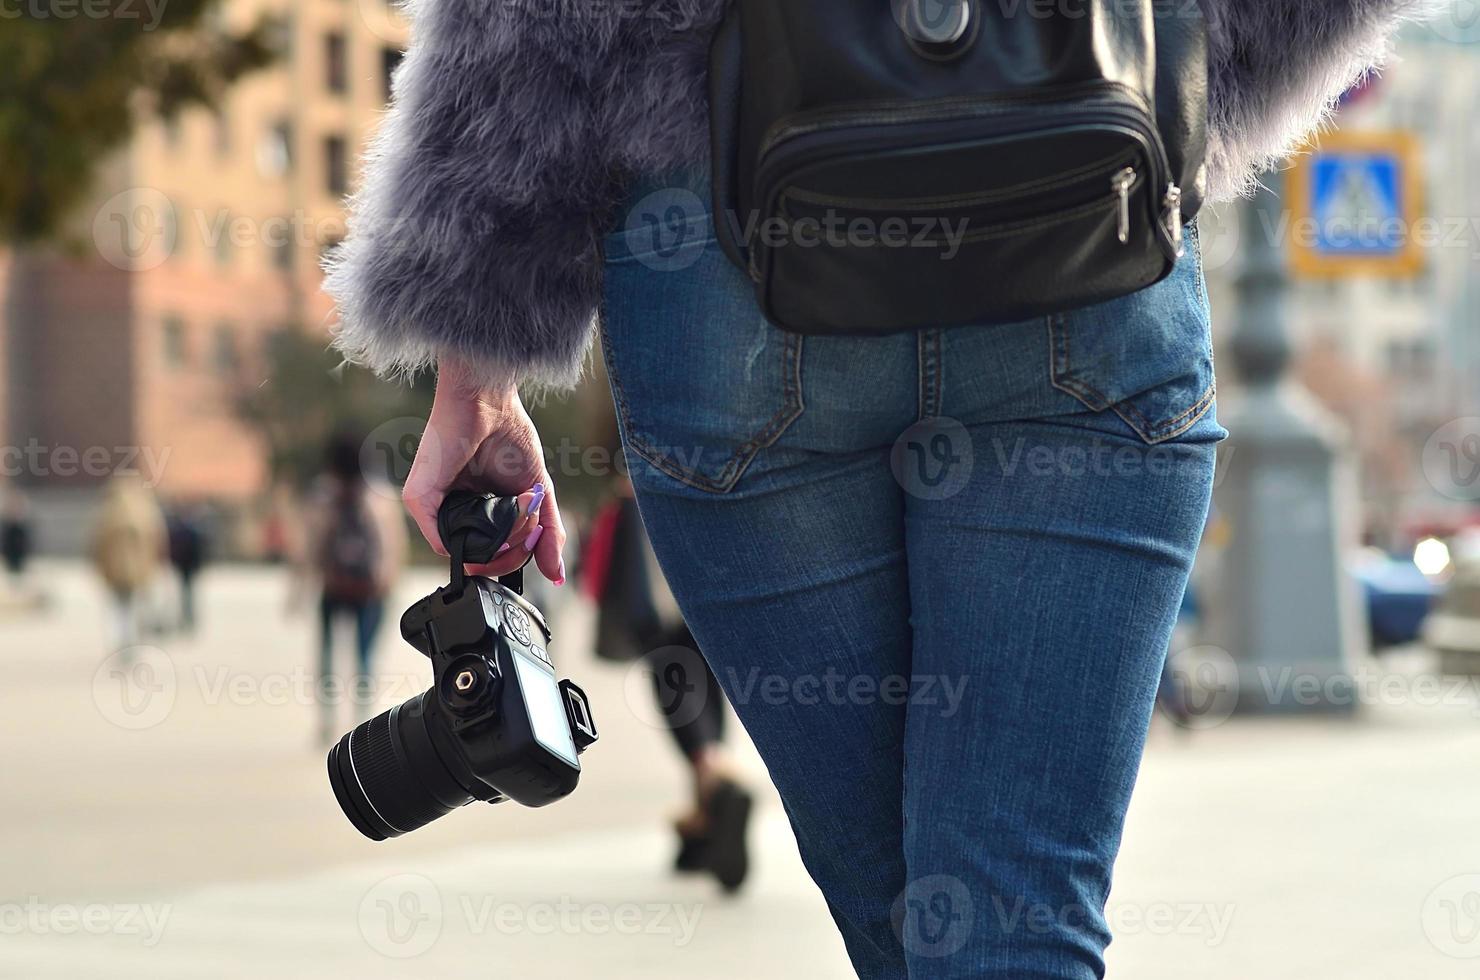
[1202,0,1434,200]
[323,1,628,391]
[324,0,716,391]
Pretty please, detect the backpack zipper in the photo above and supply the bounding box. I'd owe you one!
[783,147,1140,213]
[1110,166,1136,243]
[1162,182,1184,255]
[755,81,1183,256]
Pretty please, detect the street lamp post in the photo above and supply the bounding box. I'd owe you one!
[1202,177,1368,714]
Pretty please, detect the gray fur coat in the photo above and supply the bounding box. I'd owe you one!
[324,0,1429,390]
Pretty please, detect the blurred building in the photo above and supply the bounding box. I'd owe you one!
[1292,24,1480,543]
[1202,21,1480,547]
[1,0,405,548]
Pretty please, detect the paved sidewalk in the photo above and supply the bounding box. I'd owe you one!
[3,561,1480,978]
[2,815,852,979]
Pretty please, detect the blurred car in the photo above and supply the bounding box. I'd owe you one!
[1351,550,1443,649]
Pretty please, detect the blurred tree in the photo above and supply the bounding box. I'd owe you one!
[0,0,276,243]
[236,326,608,508]
[235,326,435,492]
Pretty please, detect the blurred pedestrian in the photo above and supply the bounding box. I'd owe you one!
[584,480,753,892]
[298,433,407,745]
[261,484,296,565]
[1,487,33,593]
[166,503,210,634]
[90,474,167,656]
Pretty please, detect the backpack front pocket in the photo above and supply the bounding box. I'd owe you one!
[747,84,1186,335]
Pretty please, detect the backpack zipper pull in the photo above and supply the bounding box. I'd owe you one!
[1163,182,1184,257]
[1111,167,1135,244]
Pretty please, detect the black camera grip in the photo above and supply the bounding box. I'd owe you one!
[438,491,520,563]
[437,491,530,594]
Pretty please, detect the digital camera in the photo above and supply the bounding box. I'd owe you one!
[327,492,597,840]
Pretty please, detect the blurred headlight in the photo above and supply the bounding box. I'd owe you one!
[1414,536,1452,578]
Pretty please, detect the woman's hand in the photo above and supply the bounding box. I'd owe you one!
[402,356,566,584]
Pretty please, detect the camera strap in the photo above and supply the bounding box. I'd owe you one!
[441,491,530,597]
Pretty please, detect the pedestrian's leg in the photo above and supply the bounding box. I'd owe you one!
[646,634,723,761]
[673,645,734,796]
[353,600,384,722]
[179,572,196,633]
[116,592,139,652]
[317,596,337,744]
[646,631,752,885]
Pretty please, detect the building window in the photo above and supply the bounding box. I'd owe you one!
[325,135,349,198]
[325,32,348,95]
[162,316,188,368]
[213,323,240,376]
[259,120,293,178]
[381,47,403,102]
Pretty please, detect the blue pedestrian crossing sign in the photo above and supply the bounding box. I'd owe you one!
[1288,131,1424,278]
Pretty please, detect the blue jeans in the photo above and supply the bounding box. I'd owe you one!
[599,174,1224,979]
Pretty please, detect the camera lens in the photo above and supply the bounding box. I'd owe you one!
[327,690,480,840]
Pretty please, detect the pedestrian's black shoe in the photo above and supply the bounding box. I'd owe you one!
[705,779,752,893]
[673,830,709,874]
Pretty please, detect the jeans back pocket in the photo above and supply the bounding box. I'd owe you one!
[1048,223,1215,444]
[601,181,805,493]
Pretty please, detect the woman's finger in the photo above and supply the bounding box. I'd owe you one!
[502,484,542,548]
[531,479,567,585]
[458,483,545,578]
[460,529,538,578]
[461,555,531,579]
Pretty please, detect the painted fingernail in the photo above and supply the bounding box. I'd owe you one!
[524,524,544,552]
[527,484,545,515]
[555,557,567,586]
[496,543,511,555]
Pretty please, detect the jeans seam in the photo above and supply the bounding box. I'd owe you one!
[916,332,926,420]
[917,328,943,420]
[1048,315,1109,410]
[929,328,943,419]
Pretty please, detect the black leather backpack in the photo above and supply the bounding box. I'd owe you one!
[709,0,1208,335]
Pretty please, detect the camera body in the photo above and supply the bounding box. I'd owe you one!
[399,576,596,807]
[327,492,597,841]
